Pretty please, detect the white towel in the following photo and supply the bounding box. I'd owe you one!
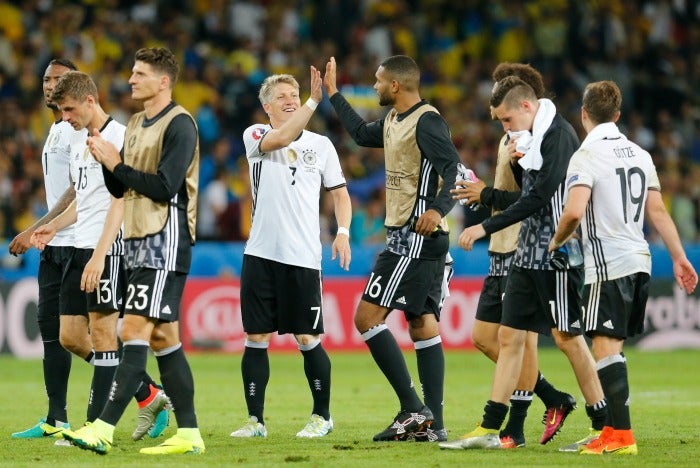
[580,122,625,149]
[511,98,557,171]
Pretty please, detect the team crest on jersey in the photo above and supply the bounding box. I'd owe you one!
[48,131,60,150]
[302,149,317,166]
[83,147,91,160]
[252,127,266,141]
[287,148,298,163]
[128,134,137,148]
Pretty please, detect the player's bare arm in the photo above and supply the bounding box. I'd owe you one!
[30,199,78,251]
[82,195,124,293]
[549,185,590,252]
[8,185,76,256]
[330,187,352,271]
[645,189,698,294]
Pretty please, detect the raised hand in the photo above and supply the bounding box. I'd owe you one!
[309,65,322,104]
[323,56,338,97]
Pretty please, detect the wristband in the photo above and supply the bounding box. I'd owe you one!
[551,238,564,249]
[336,226,349,237]
[305,98,319,111]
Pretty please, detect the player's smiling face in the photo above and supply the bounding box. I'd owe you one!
[264,83,300,126]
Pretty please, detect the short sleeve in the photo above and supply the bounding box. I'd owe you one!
[648,164,661,191]
[242,124,270,161]
[321,138,346,189]
[566,148,595,191]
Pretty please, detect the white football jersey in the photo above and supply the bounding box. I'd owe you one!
[42,120,84,246]
[243,124,346,270]
[69,118,125,253]
[566,126,659,283]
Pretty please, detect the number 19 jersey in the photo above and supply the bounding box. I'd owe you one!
[566,124,659,284]
[242,125,346,270]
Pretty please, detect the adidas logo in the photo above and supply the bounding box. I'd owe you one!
[603,320,614,329]
[570,320,581,329]
[161,305,172,315]
[396,296,407,305]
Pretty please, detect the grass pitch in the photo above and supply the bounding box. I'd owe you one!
[1,348,699,467]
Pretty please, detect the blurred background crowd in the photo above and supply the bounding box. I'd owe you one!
[0,0,699,247]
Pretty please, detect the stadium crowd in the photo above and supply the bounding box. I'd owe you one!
[1,0,699,245]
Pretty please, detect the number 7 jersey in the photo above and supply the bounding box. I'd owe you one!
[242,124,347,270]
[565,123,660,284]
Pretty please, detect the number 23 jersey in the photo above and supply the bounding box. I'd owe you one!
[566,127,660,283]
[243,125,346,270]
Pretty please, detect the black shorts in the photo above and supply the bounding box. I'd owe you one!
[240,255,323,335]
[502,265,584,335]
[475,275,508,324]
[583,272,650,339]
[68,249,124,313]
[123,267,186,322]
[362,250,444,321]
[59,248,88,317]
[38,245,75,321]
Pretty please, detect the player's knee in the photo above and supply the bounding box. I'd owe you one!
[59,332,87,356]
[295,334,320,347]
[408,315,438,340]
[552,330,579,353]
[472,333,495,357]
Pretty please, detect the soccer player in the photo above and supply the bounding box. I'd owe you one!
[229,66,351,439]
[441,76,607,450]
[324,55,460,442]
[9,58,84,443]
[61,47,203,455]
[30,70,170,439]
[549,80,698,455]
[450,63,576,448]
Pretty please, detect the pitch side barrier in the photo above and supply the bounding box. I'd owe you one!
[1,242,699,356]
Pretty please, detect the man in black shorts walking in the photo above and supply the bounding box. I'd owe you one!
[61,47,204,455]
[441,76,607,450]
[550,80,697,455]
[10,58,84,443]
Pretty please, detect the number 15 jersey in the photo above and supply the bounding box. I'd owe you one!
[565,122,660,284]
[69,117,126,254]
[243,125,347,270]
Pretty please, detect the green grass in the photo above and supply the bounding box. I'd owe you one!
[2,348,699,466]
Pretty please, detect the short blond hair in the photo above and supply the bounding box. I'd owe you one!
[258,74,299,105]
